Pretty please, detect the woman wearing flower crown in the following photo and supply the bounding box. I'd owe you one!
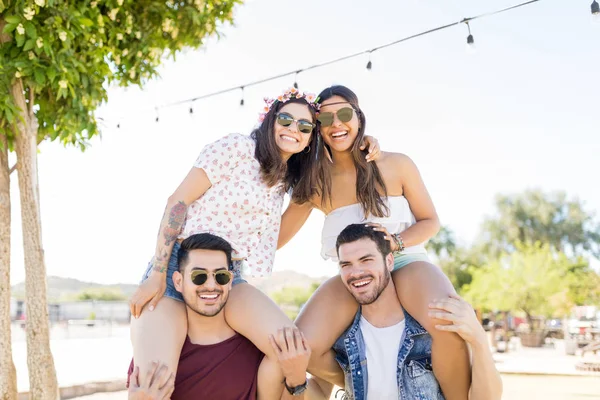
[278,85,472,399]
[128,87,379,397]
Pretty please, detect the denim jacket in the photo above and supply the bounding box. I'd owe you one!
[333,309,445,400]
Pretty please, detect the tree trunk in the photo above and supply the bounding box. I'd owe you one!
[525,311,534,332]
[11,80,59,400]
[0,134,18,400]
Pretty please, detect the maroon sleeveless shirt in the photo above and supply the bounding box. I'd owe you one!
[128,333,264,399]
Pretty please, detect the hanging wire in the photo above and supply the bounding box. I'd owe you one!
[101,0,543,124]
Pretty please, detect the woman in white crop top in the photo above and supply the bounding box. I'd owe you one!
[278,85,471,397]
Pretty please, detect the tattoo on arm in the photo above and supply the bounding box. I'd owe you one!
[163,201,187,246]
[151,250,169,274]
[151,201,186,274]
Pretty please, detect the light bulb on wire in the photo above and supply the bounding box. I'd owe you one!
[366,51,373,70]
[592,0,600,15]
[240,86,245,106]
[465,21,476,53]
[293,71,300,89]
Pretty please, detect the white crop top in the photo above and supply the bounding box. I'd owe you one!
[320,196,427,261]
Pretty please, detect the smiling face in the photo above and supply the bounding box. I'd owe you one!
[338,238,394,305]
[318,95,361,154]
[273,102,314,160]
[173,249,232,317]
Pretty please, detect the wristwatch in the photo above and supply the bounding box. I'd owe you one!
[284,379,308,396]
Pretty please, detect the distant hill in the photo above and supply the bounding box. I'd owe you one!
[11,270,329,302]
[11,276,139,302]
[247,270,328,294]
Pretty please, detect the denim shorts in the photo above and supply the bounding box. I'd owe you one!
[393,252,431,271]
[140,241,247,302]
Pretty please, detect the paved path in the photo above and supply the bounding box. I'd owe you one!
[494,339,600,376]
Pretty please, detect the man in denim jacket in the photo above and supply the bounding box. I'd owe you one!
[328,223,444,400]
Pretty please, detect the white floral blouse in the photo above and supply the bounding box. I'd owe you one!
[179,133,285,277]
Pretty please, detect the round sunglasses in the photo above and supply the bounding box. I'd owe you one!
[316,107,354,127]
[276,112,315,134]
[190,269,233,286]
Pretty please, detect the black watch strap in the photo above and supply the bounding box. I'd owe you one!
[284,379,308,396]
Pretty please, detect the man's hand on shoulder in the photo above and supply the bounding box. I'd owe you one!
[269,327,310,388]
[128,362,175,400]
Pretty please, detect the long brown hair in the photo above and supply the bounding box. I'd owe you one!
[317,85,388,218]
[250,98,320,204]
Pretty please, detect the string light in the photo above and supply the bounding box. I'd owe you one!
[466,22,475,45]
[592,0,600,15]
[189,105,194,114]
[464,20,476,53]
[100,0,544,126]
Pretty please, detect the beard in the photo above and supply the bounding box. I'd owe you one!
[183,287,229,317]
[347,268,391,306]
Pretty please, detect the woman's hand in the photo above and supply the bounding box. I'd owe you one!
[428,294,487,346]
[129,273,167,319]
[360,135,381,163]
[269,327,311,388]
[128,362,175,400]
[365,222,399,252]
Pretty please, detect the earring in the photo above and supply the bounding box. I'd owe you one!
[304,145,311,154]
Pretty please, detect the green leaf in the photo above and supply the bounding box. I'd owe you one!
[4,107,14,124]
[47,68,57,83]
[16,34,25,47]
[23,39,35,51]
[4,15,21,24]
[24,22,37,39]
[34,68,46,85]
[2,22,17,34]
[79,18,94,27]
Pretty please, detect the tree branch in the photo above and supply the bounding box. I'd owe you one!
[9,163,17,175]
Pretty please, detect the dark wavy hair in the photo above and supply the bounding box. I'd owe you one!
[177,233,233,272]
[317,85,388,218]
[336,223,392,258]
[251,97,320,204]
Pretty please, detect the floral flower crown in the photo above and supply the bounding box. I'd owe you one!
[258,87,321,122]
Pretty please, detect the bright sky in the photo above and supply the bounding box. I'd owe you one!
[8,0,600,285]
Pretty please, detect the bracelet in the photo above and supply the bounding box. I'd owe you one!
[392,233,405,254]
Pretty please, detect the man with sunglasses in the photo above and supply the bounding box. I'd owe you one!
[127,233,314,399]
